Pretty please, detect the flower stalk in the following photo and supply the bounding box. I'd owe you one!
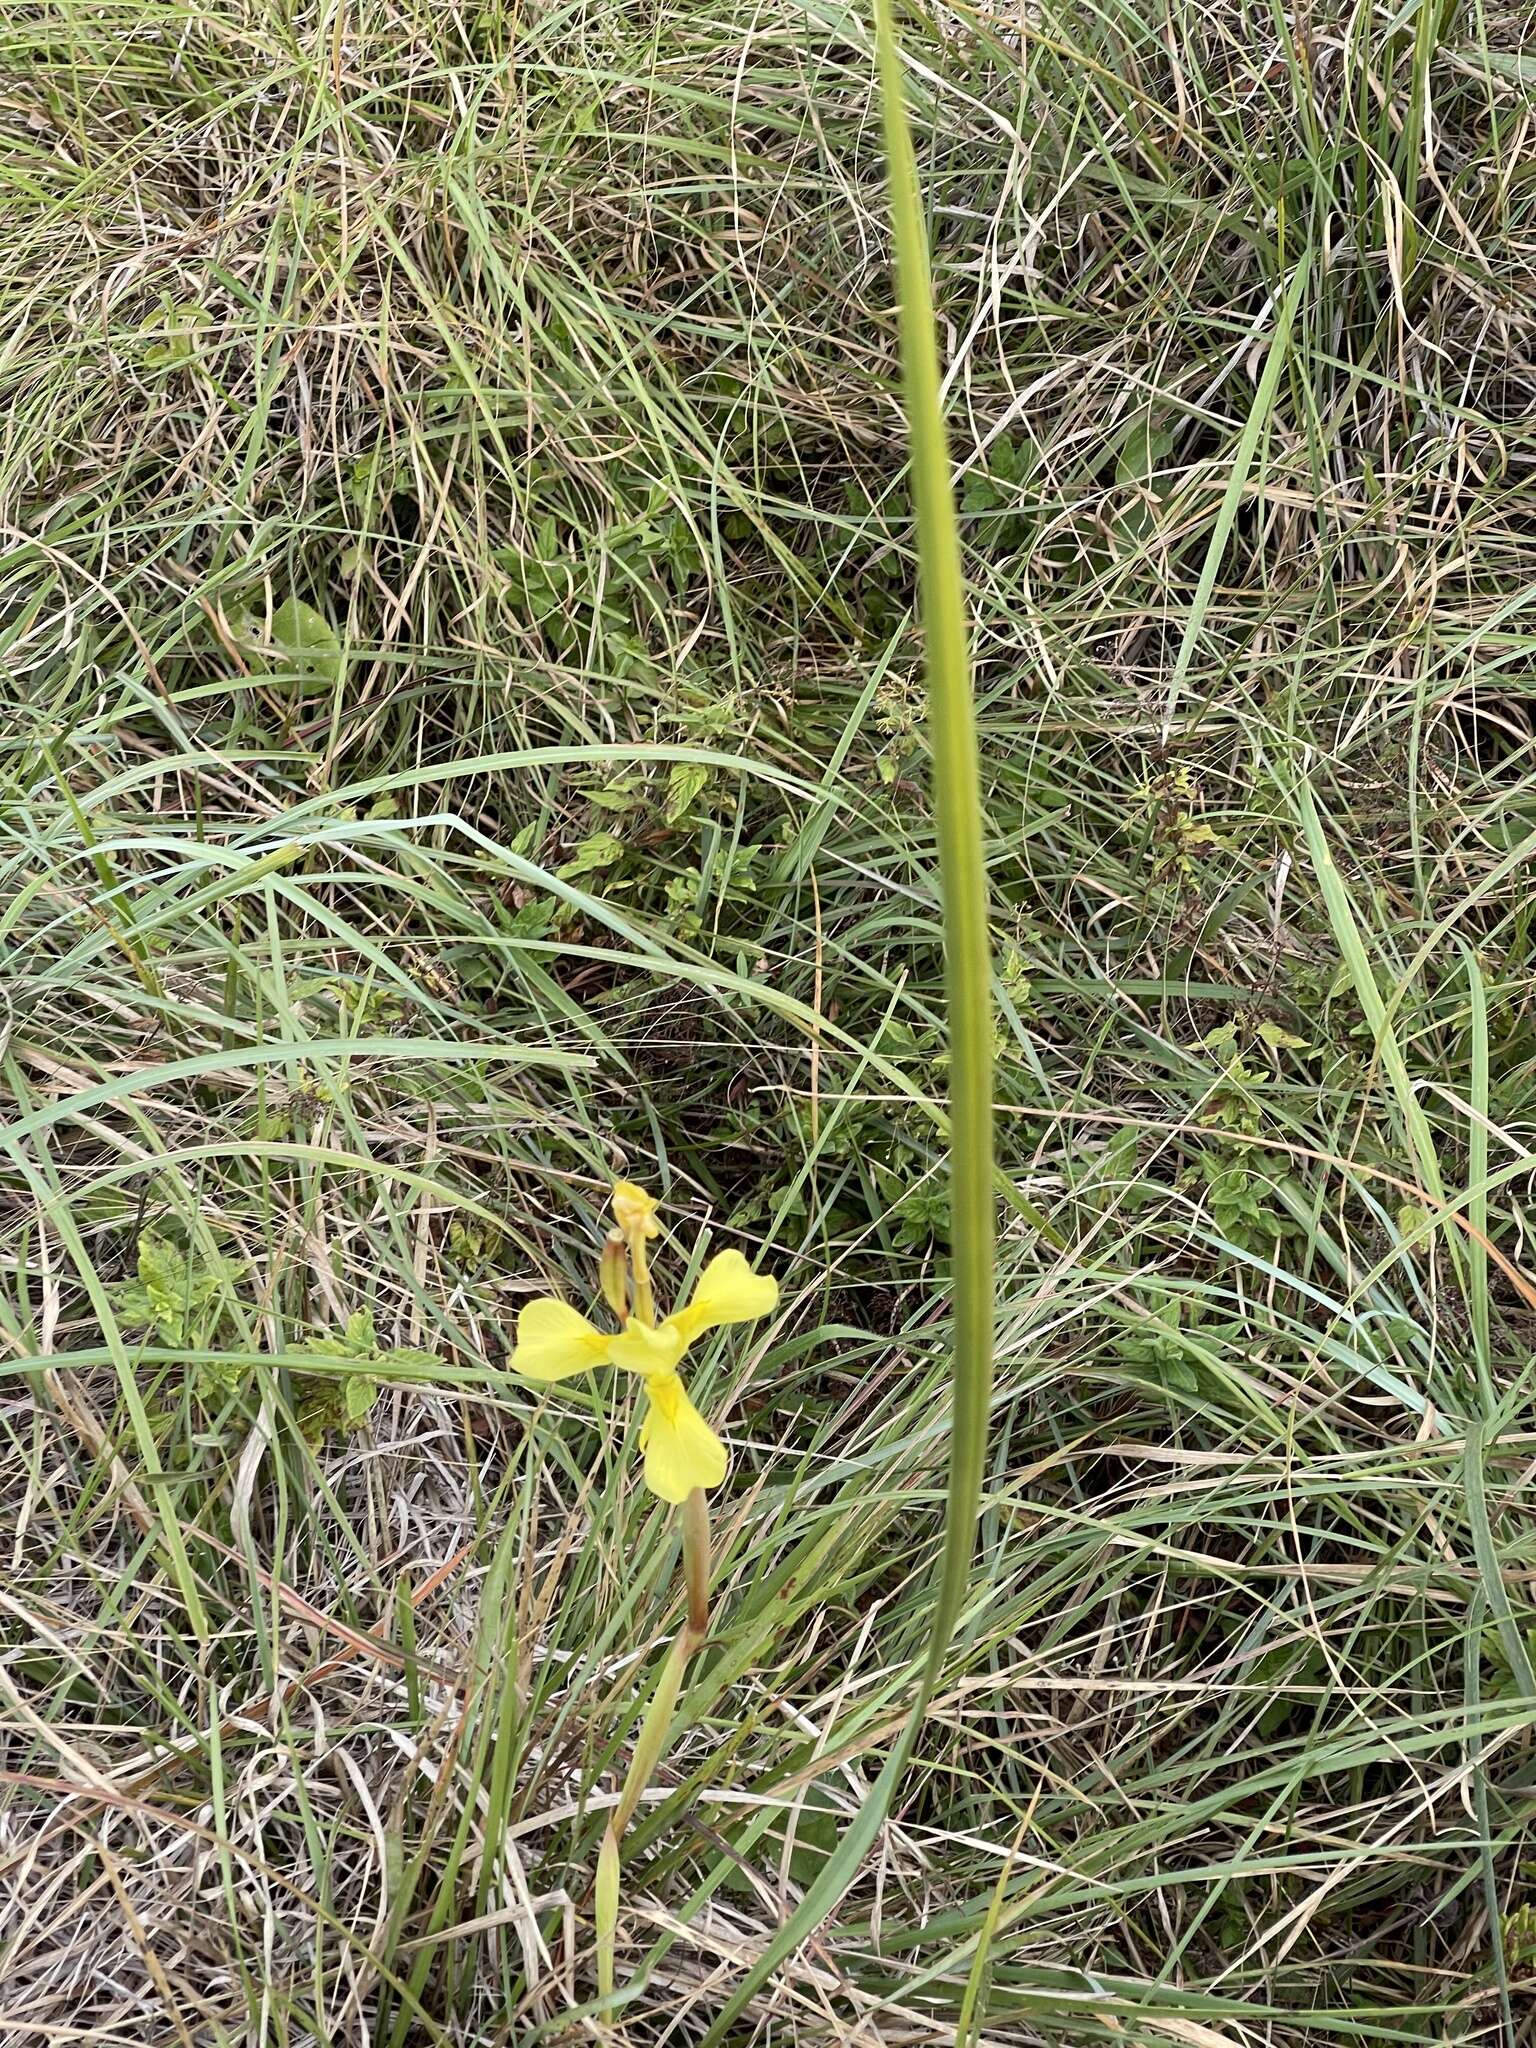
[685,9,998,2035]
[681,1484,710,1640]
[595,1485,713,1998]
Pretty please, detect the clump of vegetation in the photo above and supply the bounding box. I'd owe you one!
[3,0,1534,2036]
[113,1231,435,1435]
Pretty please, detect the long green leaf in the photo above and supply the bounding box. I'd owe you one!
[695,2,995,2034]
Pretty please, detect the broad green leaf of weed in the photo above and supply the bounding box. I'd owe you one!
[295,1308,437,1442]
[229,595,343,690]
[115,1229,239,1351]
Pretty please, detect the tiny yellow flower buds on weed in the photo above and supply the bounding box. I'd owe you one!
[599,1231,629,1318]
[612,1180,659,1241]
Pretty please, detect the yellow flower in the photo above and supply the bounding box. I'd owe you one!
[510,1250,777,1504]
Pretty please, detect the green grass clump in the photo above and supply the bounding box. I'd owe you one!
[4,0,1536,2038]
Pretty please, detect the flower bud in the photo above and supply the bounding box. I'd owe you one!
[612,1180,659,1240]
[599,1231,629,1318]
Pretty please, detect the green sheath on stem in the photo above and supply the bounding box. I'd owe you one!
[595,1632,690,1997]
[594,1488,713,2001]
[613,1628,691,1837]
[595,1828,620,1998]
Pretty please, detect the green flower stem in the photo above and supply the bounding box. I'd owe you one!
[873,0,994,1691]
[595,1492,712,1999]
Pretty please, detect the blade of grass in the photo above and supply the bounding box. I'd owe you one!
[1294,774,1460,1274]
[1159,261,1308,740]
[1461,939,1493,1415]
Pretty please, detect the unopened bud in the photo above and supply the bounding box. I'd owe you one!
[599,1232,629,1318]
[612,1180,659,1241]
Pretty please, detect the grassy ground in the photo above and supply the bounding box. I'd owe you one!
[4,0,1536,2039]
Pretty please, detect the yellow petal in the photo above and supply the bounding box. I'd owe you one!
[510,1298,613,1382]
[609,1316,688,1377]
[670,1249,778,1343]
[639,1373,727,1502]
